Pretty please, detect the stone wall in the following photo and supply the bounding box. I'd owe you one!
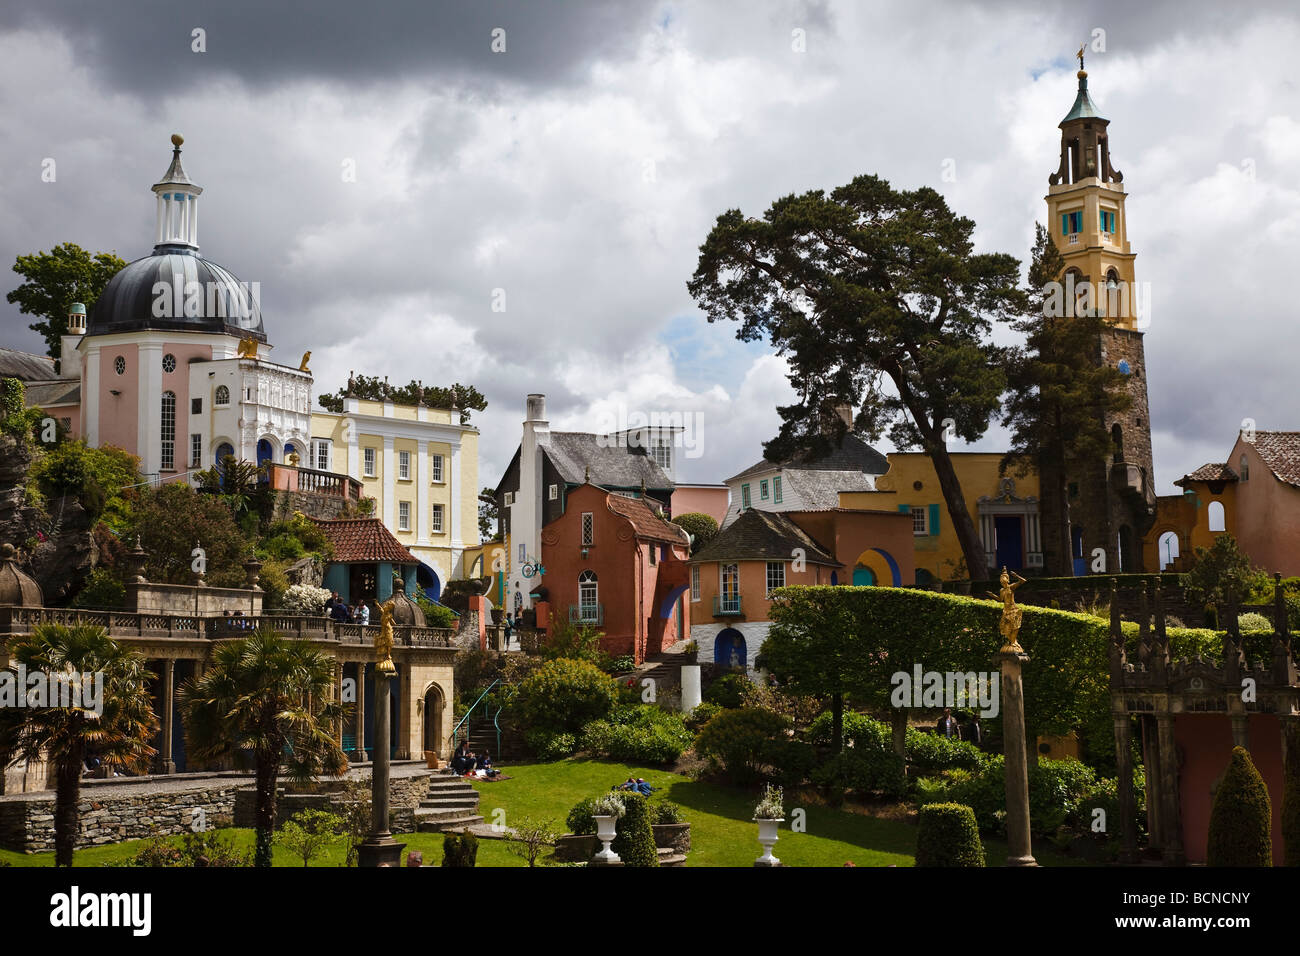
[690,620,771,681]
[0,768,433,853]
[271,489,355,523]
[129,581,263,616]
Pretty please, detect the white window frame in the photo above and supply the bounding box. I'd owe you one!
[431,453,444,483]
[504,491,515,507]
[431,503,444,534]
[578,569,599,615]
[190,434,202,468]
[313,439,331,472]
[766,561,785,597]
[581,512,594,547]
[398,450,411,480]
[398,500,411,532]
[912,508,928,536]
[160,391,176,471]
[549,484,558,501]
[214,384,229,406]
[690,565,700,602]
[363,447,376,477]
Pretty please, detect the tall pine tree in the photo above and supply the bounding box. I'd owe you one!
[1001,224,1132,576]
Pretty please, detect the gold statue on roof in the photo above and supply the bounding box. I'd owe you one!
[236,335,258,359]
[987,566,1028,653]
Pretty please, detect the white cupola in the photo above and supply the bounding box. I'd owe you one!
[152,134,203,251]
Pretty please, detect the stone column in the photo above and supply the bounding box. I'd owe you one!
[680,665,702,712]
[357,664,404,867]
[1230,713,1250,750]
[997,647,1036,866]
[155,659,176,775]
[1141,714,1163,853]
[1156,712,1184,865]
[1112,712,1138,863]
[351,662,368,762]
[334,660,344,747]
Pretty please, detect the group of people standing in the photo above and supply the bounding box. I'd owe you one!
[324,590,371,625]
[936,707,982,745]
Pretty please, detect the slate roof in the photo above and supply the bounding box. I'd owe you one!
[605,493,690,546]
[691,508,838,566]
[0,347,57,382]
[784,469,877,509]
[545,431,674,489]
[1250,432,1300,488]
[310,518,419,564]
[1178,462,1237,484]
[726,433,888,483]
[23,380,81,408]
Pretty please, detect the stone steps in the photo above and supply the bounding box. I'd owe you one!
[415,810,485,832]
[413,769,484,832]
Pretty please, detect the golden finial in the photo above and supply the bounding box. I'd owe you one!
[1076,43,1087,78]
[171,133,184,147]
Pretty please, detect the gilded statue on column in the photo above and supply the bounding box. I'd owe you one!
[375,599,397,675]
[988,566,1027,653]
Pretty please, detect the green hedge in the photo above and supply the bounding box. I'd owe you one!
[703,672,751,708]
[441,832,478,867]
[610,793,658,867]
[580,705,693,765]
[811,749,906,799]
[1207,747,1272,866]
[513,657,617,738]
[915,803,985,867]
[693,707,793,785]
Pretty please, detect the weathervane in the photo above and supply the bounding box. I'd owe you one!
[1076,43,1085,71]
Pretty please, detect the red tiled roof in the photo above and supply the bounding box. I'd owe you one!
[1250,432,1300,488]
[310,517,419,564]
[605,493,690,546]
[1180,462,1237,483]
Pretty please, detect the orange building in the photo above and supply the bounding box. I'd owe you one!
[688,506,913,673]
[535,482,691,664]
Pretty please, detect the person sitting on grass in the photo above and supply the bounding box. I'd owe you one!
[451,741,474,774]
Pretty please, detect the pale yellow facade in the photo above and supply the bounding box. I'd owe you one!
[311,397,480,591]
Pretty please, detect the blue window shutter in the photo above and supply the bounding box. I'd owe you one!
[928,503,940,536]
[898,504,910,514]
[1061,214,1068,235]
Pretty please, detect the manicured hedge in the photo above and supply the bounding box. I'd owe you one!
[610,793,658,867]
[1207,747,1272,866]
[915,803,985,867]
[580,705,693,765]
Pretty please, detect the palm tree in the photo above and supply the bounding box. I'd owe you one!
[0,625,156,866]
[179,627,348,867]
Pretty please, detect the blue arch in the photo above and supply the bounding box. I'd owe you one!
[256,439,274,467]
[658,583,690,619]
[714,628,746,669]
[871,547,902,587]
[416,563,441,601]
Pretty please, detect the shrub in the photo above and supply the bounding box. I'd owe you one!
[604,654,635,674]
[125,829,251,867]
[276,809,345,867]
[1237,612,1273,632]
[70,567,125,609]
[915,803,985,867]
[905,729,988,774]
[541,620,607,664]
[671,512,719,553]
[693,707,792,784]
[685,701,722,733]
[610,793,658,867]
[257,558,291,609]
[1207,746,1272,866]
[809,710,891,750]
[512,657,616,736]
[812,748,906,799]
[940,757,1008,834]
[442,831,478,867]
[507,816,559,867]
[280,584,331,616]
[652,801,685,825]
[1027,758,1097,835]
[580,706,693,765]
[566,797,599,836]
[523,728,578,761]
[704,672,751,708]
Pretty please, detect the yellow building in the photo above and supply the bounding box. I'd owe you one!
[311,397,479,597]
[848,452,1042,585]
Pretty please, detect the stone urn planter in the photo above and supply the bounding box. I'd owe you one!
[593,815,620,863]
[754,817,782,865]
[490,607,503,625]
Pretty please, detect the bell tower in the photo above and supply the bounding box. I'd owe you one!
[1041,52,1156,574]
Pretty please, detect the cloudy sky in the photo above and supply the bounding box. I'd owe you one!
[2,0,1297,496]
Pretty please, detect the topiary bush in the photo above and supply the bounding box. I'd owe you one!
[670,512,719,553]
[566,797,599,836]
[442,831,478,867]
[610,792,658,867]
[915,803,985,867]
[512,657,617,738]
[905,728,988,774]
[704,672,752,708]
[693,707,792,784]
[1207,746,1272,866]
[580,705,693,765]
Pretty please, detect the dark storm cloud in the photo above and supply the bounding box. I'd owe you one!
[0,0,648,97]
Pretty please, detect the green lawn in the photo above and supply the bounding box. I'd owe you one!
[0,757,1089,867]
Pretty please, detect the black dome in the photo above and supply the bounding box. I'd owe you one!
[88,249,265,340]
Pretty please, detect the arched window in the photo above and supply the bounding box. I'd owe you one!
[1111,423,1124,463]
[1239,455,1249,482]
[1158,531,1180,570]
[214,442,234,467]
[215,385,230,406]
[1104,269,1121,318]
[577,570,598,621]
[160,391,176,470]
[1208,500,1226,533]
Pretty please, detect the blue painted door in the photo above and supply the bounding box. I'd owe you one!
[994,516,1023,571]
[1071,526,1086,576]
[852,566,875,586]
